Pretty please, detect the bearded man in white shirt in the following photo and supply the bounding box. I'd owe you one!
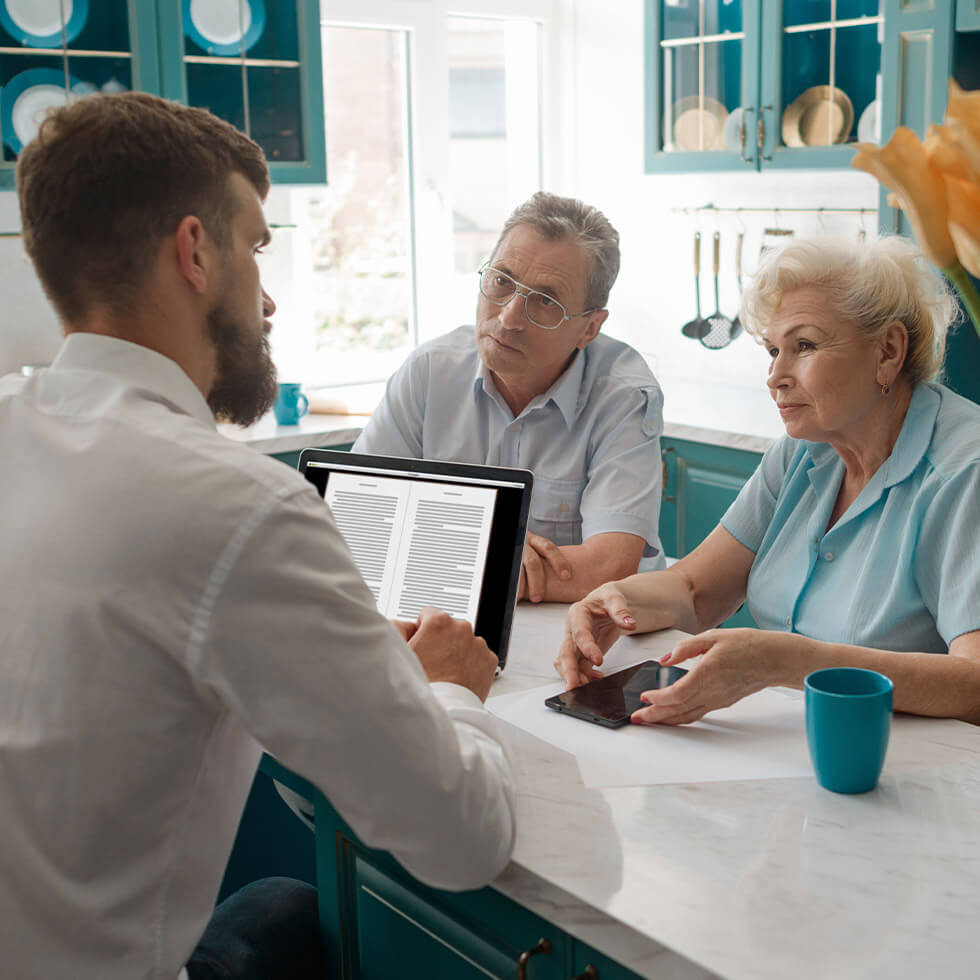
[0,93,515,980]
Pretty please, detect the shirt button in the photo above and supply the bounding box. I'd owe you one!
[824,552,834,561]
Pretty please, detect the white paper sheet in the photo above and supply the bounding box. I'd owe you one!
[488,673,980,789]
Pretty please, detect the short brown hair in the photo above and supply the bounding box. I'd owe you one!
[16,92,269,323]
[491,192,621,310]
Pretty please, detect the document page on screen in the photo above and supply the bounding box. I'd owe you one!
[324,471,496,623]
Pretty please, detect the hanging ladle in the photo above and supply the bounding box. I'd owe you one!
[701,231,735,349]
[681,231,708,340]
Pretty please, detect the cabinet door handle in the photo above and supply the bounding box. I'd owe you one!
[758,105,773,161]
[740,106,754,163]
[517,938,552,979]
[572,967,599,979]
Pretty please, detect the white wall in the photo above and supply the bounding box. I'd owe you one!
[0,194,62,376]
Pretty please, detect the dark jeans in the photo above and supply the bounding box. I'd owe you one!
[186,877,326,980]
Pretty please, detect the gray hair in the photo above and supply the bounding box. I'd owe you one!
[740,235,959,385]
[491,191,621,310]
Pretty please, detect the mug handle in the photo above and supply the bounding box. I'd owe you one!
[297,392,309,418]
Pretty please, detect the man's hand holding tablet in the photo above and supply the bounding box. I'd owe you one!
[406,607,499,703]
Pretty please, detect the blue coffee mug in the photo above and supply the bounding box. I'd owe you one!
[805,667,893,794]
[273,382,309,425]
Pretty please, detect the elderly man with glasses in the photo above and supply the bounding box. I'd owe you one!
[354,192,666,603]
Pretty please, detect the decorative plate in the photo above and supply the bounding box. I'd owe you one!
[1,67,78,152]
[183,0,267,57]
[0,0,89,48]
[722,107,746,153]
[666,94,729,152]
[857,98,880,145]
[781,85,854,147]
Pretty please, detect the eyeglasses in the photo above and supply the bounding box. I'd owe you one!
[477,264,599,330]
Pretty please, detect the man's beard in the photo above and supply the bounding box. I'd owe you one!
[205,302,278,426]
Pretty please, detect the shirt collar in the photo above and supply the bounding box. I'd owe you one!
[51,333,216,428]
[474,346,587,428]
[804,382,939,487]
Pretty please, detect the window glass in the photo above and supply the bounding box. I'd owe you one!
[293,25,413,386]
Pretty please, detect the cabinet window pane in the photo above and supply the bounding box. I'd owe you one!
[448,16,541,275]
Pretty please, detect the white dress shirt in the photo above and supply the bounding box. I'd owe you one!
[0,334,516,980]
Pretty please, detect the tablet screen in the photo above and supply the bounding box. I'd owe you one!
[546,660,688,727]
[298,449,532,666]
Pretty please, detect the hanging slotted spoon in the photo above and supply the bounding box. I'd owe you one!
[681,231,708,340]
[701,231,735,349]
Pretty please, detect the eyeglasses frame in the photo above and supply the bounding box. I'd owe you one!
[477,263,602,330]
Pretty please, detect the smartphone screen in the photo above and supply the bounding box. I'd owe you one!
[545,660,688,728]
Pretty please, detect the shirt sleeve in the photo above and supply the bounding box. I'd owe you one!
[720,436,794,553]
[914,460,980,645]
[187,485,516,892]
[578,383,664,552]
[352,353,427,457]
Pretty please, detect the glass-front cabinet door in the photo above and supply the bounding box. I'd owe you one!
[645,0,884,172]
[156,0,325,183]
[645,0,762,169]
[0,0,155,180]
[760,0,883,168]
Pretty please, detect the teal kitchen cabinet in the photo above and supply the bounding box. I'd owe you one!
[308,776,644,980]
[237,756,648,980]
[660,436,762,628]
[0,0,325,188]
[645,0,952,175]
[958,0,980,32]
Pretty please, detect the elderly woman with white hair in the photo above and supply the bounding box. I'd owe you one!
[555,235,980,725]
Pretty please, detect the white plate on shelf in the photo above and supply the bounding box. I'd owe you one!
[184,0,267,56]
[667,95,728,151]
[857,98,880,144]
[0,0,88,47]
[722,107,746,152]
[1,68,78,152]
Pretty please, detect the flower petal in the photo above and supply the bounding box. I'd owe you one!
[944,174,980,278]
[853,128,957,267]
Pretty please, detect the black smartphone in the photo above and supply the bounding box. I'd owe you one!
[544,660,688,728]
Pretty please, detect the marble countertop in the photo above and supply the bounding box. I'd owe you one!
[487,604,980,980]
[217,412,367,454]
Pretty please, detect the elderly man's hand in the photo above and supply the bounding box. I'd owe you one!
[553,583,640,688]
[518,532,573,603]
[628,628,778,725]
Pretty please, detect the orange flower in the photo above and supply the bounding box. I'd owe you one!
[945,80,980,146]
[925,123,980,185]
[852,127,958,268]
[943,175,980,279]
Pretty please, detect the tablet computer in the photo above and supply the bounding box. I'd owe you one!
[545,660,688,728]
[297,449,533,669]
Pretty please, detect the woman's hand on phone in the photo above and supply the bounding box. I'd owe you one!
[554,583,639,688]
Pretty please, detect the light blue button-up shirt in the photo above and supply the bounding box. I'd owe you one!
[354,326,666,567]
[722,383,980,652]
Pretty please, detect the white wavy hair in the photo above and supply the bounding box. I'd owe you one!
[740,235,960,384]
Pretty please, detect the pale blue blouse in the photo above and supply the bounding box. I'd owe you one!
[722,383,980,652]
[354,326,666,568]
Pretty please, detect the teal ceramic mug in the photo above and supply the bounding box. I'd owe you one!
[273,382,309,425]
[804,667,893,794]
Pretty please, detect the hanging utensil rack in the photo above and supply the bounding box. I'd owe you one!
[671,205,876,218]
